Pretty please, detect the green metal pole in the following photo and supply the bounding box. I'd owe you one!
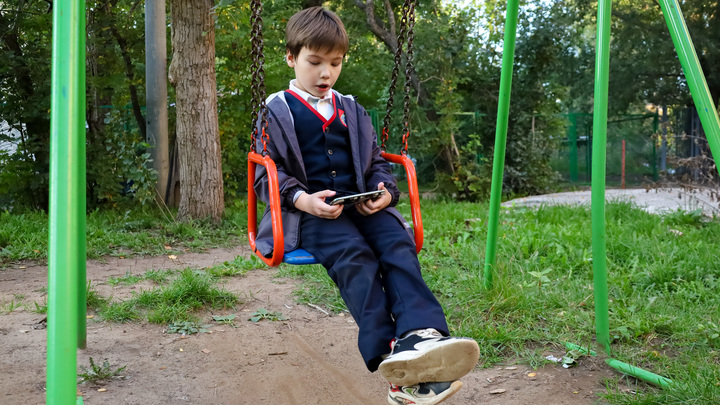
[606,359,673,388]
[658,0,720,178]
[591,0,612,355]
[483,0,520,289]
[48,0,86,403]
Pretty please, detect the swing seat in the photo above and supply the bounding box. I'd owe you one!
[247,151,423,267]
[283,248,320,265]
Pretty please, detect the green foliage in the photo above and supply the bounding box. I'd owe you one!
[248,308,288,322]
[167,321,212,335]
[78,357,126,384]
[86,117,157,207]
[0,1,53,210]
[212,314,238,327]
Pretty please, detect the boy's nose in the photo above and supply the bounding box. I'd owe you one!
[320,67,330,78]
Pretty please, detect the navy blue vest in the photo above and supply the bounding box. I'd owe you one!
[285,90,358,196]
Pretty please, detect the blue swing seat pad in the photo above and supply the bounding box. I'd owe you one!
[283,248,320,265]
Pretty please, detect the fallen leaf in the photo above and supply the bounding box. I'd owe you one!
[504,366,518,370]
[489,389,507,394]
[168,255,177,260]
[97,388,107,392]
[19,330,29,333]
[164,245,172,250]
[33,250,39,253]
[527,372,537,377]
[160,366,167,370]
[19,266,26,269]
[86,315,94,319]
[201,349,211,354]
[573,391,579,394]
[179,348,183,352]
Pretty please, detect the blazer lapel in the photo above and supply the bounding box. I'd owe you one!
[338,95,365,192]
[268,94,308,185]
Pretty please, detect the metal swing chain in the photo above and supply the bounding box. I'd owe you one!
[400,1,416,155]
[381,0,416,155]
[249,0,269,155]
[381,0,411,150]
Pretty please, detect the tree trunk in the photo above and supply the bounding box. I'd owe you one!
[169,0,224,222]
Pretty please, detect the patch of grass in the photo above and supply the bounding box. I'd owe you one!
[1,203,248,265]
[78,357,126,384]
[143,269,173,284]
[31,300,47,314]
[107,271,144,286]
[277,263,347,313]
[101,300,140,322]
[100,268,239,324]
[1,295,23,313]
[206,255,262,278]
[86,281,109,310]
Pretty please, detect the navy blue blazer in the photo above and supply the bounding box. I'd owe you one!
[253,90,413,257]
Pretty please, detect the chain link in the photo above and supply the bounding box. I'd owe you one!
[381,0,409,150]
[249,0,269,155]
[401,1,415,155]
[381,0,416,155]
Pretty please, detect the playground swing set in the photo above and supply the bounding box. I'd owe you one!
[46,0,720,404]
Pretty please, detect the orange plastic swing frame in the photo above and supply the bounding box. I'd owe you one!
[247,151,424,267]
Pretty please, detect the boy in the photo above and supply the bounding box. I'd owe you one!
[253,7,480,404]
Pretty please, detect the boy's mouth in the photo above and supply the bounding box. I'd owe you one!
[317,84,330,91]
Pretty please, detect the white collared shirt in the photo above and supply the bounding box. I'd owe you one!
[289,80,334,121]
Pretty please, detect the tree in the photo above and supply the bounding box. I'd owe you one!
[0,0,52,209]
[169,0,224,222]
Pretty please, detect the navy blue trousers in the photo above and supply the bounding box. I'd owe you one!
[300,207,449,372]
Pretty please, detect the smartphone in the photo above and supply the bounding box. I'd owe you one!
[329,190,386,206]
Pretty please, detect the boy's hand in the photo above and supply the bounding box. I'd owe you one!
[356,182,391,216]
[294,190,343,219]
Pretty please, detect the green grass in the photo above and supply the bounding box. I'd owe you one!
[100,268,240,324]
[280,198,720,404]
[0,203,248,265]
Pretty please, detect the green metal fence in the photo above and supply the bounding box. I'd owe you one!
[551,112,660,186]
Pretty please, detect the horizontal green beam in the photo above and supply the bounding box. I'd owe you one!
[606,358,673,389]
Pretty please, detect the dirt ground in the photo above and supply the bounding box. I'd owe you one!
[0,247,618,405]
[4,186,690,404]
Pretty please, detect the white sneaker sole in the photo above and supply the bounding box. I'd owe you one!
[387,380,463,405]
[379,339,480,386]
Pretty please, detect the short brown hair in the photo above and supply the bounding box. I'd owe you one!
[286,7,349,57]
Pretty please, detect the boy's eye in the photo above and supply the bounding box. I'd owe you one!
[331,63,341,67]
[309,62,320,66]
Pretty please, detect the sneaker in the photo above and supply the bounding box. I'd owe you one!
[379,329,480,386]
[387,381,463,405]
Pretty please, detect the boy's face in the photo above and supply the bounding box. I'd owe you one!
[287,46,343,98]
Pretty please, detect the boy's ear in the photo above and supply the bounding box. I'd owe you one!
[286,50,295,68]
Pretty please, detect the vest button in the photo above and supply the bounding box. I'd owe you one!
[331,171,337,177]
[324,127,330,134]
[328,149,333,155]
